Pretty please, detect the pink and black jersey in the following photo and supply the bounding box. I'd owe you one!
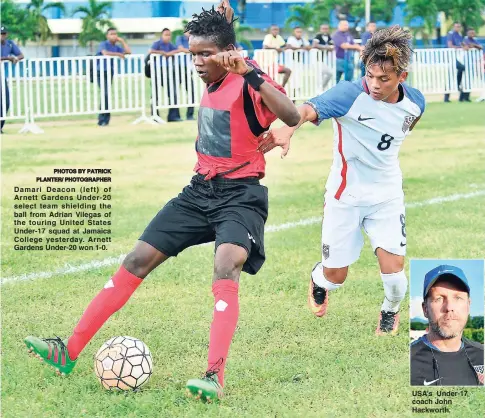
[194,60,285,180]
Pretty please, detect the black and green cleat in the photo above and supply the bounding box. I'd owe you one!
[186,371,223,403]
[25,336,77,376]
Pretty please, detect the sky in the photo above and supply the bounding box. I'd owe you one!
[409,259,484,319]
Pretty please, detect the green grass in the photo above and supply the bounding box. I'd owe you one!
[2,101,485,417]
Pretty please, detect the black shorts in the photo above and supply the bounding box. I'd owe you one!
[139,174,268,275]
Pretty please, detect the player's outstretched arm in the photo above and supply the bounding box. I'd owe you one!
[208,51,300,127]
[258,104,317,157]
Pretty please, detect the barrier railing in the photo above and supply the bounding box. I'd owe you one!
[0,60,34,133]
[1,49,483,133]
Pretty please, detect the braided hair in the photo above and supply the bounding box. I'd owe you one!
[185,6,237,49]
[362,25,413,75]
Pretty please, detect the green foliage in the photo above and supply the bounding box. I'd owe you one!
[410,321,428,330]
[72,0,113,54]
[0,0,37,45]
[437,0,485,32]
[472,316,484,329]
[26,0,65,43]
[288,0,398,32]
[171,19,189,44]
[235,23,255,51]
[473,329,484,343]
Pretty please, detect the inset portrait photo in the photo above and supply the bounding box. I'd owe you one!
[409,259,484,386]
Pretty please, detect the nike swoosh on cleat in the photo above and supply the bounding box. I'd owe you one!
[424,378,441,386]
[358,115,375,121]
[400,242,406,247]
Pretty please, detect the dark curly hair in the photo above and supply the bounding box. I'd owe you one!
[362,25,413,75]
[185,7,237,49]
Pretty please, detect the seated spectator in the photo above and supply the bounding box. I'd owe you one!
[312,24,334,50]
[263,25,291,87]
[286,27,311,50]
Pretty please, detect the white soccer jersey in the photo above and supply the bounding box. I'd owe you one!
[305,78,425,206]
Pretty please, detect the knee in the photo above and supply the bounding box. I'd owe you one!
[213,245,246,281]
[323,267,348,284]
[122,251,152,279]
[214,258,243,281]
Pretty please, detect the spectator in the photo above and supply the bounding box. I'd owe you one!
[313,24,333,49]
[312,24,334,92]
[444,22,466,103]
[360,21,376,76]
[150,28,181,122]
[333,20,362,82]
[462,28,483,102]
[463,28,482,50]
[175,30,195,121]
[96,27,131,126]
[1,26,24,133]
[263,25,292,87]
[286,27,311,50]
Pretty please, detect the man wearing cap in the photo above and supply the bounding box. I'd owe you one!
[410,265,484,386]
[1,26,24,132]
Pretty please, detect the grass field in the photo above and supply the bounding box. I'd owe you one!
[1,101,485,417]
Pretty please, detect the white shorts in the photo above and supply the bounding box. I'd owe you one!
[321,195,406,268]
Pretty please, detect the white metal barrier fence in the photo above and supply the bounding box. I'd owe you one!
[1,49,483,133]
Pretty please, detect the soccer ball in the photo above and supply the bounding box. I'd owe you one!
[94,336,153,390]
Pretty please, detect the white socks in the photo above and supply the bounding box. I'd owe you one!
[311,262,342,291]
[380,270,407,313]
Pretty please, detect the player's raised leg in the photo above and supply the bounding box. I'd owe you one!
[186,243,247,402]
[309,197,363,317]
[24,241,169,375]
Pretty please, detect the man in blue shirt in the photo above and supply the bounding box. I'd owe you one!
[175,31,194,120]
[1,26,24,132]
[96,27,131,126]
[444,22,466,103]
[150,28,181,122]
[360,21,376,76]
[333,20,362,82]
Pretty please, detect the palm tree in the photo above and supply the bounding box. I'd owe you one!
[285,4,317,31]
[235,23,254,51]
[26,0,65,44]
[73,0,113,54]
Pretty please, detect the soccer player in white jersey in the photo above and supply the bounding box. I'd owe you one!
[259,26,425,335]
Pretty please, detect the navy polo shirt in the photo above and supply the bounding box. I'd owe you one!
[175,35,189,49]
[151,40,177,67]
[1,40,22,58]
[96,40,124,71]
[447,31,463,47]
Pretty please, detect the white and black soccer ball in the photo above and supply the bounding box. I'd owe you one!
[94,336,153,391]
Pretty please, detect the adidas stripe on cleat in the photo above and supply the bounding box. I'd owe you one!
[25,336,77,375]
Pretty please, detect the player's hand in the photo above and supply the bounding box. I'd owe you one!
[258,126,294,158]
[207,51,249,75]
[217,0,234,23]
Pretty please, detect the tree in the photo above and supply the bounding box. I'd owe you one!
[406,0,439,45]
[26,0,65,44]
[73,0,114,54]
[0,0,37,45]
[285,4,318,30]
[235,23,254,51]
[436,0,485,32]
[310,0,397,32]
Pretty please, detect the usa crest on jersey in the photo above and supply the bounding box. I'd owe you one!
[474,365,484,384]
[402,116,416,133]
